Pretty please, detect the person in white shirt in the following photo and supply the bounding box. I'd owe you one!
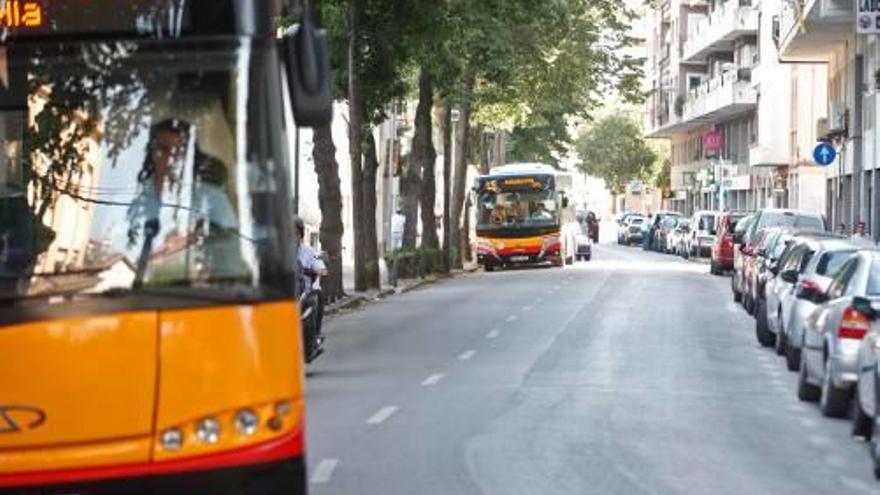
[295,218,327,291]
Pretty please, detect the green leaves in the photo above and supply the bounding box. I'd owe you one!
[575,114,657,195]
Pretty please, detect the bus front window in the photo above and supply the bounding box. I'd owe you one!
[478,190,559,228]
[0,39,295,303]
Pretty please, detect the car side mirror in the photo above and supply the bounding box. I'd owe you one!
[780,269,798,284]
[732,232,744,244]
[853,296,878,320]
[282,11,333,127]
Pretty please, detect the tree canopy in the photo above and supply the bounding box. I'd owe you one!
[575,114,656,195]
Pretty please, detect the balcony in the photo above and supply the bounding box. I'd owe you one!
[777,0,852,62]
[682,2,758,63]
[682,69,757,124]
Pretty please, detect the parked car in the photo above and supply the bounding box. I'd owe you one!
[735,209,826,313]
[667,218,691,256]
[623,215,646,245]
[617,213,638,244]
[759,233,846,352]
[851,296,880,477]
[774,237,865,371]
[651,212,681,252]
[798,250,880,418]
[711,211,750,275]
[686,210,718,259]
[732,214,757,303]
[752,228,796,345]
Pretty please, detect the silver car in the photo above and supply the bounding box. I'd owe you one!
[777,239,869,371]
[851,296,880,479]
[798,250,880,417]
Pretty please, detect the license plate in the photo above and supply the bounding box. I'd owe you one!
[510,256,529,262]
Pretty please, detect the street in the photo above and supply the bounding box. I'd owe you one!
[306,240,879,495]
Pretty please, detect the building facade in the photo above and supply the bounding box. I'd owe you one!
[645,0,827,217]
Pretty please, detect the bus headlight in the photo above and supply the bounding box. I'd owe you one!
[160,428,184,451]
[196,417,221,444]
[234,409,259,436]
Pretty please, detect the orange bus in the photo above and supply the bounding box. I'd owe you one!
[0,1,330,493]
[474,163,575,271]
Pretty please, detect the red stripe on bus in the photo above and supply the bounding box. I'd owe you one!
[0,426,303,488]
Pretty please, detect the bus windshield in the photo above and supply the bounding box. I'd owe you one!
[0,38,295,302]
[477,188,559,231]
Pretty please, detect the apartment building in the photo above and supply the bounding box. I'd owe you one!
[645,0,796,216]
[777,0,880,235]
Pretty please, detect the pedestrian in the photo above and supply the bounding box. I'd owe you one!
[836,222,846,235]
[852,221,869,240]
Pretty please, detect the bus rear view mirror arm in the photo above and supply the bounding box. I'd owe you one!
[282,3,332,128]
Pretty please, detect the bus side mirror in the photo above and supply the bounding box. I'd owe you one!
[562,196,569,208]
[283,15,332,127]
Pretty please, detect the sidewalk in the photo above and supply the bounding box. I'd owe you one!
[326,260,480,315]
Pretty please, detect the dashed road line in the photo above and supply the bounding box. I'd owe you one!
[366,406,399,425]
[486,329,501,339]
[536,297,544,303]
[458,350,477,361]
[522,305,533,311]
[506,315,519,322]
[310,459,339,484]
[421,373,445,386]
[798,417,818,428]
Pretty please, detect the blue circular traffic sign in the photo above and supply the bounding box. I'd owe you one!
[813,142,837,166]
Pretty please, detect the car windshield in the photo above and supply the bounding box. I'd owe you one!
[868,261,880,296]
[0,39,294,301]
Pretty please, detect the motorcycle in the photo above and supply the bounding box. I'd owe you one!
[299,266,325,364]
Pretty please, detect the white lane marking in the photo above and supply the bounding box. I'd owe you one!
[553,285,561,290]
[522,305,533,312]
[536,297,544,303]
[726,302,739,314]
[808,434,831,447]
[798,417,818,428]
[366,406,399,425]
[486,329,501,339]
[506,315,519,322]
[825,455,846,468]
[770,378,787,389]
[310,459,339,484]
[839,475,875,494]
[458,350,477,361]
[421,373,445,386]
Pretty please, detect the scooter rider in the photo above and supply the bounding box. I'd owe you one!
[295,218,327,361]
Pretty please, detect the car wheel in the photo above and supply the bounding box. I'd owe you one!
[852,398,874,441]
[797,353,821,402]
[784,338,801,372]
[585,255,591,262]
[755,299,775,347]
[484,264,495,272]
[774,313,786,356]
[820,359,851,418]
[710,260,721,275]
[744,294,754,315]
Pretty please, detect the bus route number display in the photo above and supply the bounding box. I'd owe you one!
[0,1,42,28]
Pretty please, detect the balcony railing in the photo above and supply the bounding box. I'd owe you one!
[682,69,756,123]
[682,1,758,62]
[777,0,853,61]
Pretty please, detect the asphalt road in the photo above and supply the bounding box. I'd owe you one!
[304,239,879,495]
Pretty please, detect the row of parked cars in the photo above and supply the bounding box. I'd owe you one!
[729,208,880,478]
[615,210,731,270]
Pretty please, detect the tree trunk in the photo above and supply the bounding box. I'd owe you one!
[400,151,421,249]
[362,132,381,289]
[414,68,438,251]
[347,0,367,292]
[449,74,474,269]
[312,124,345,303]
[441,102,452,273]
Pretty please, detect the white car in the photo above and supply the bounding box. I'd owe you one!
[685,210,718,258]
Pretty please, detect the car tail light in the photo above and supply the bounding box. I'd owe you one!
[838,306,871,340]
[797,279,822,293]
